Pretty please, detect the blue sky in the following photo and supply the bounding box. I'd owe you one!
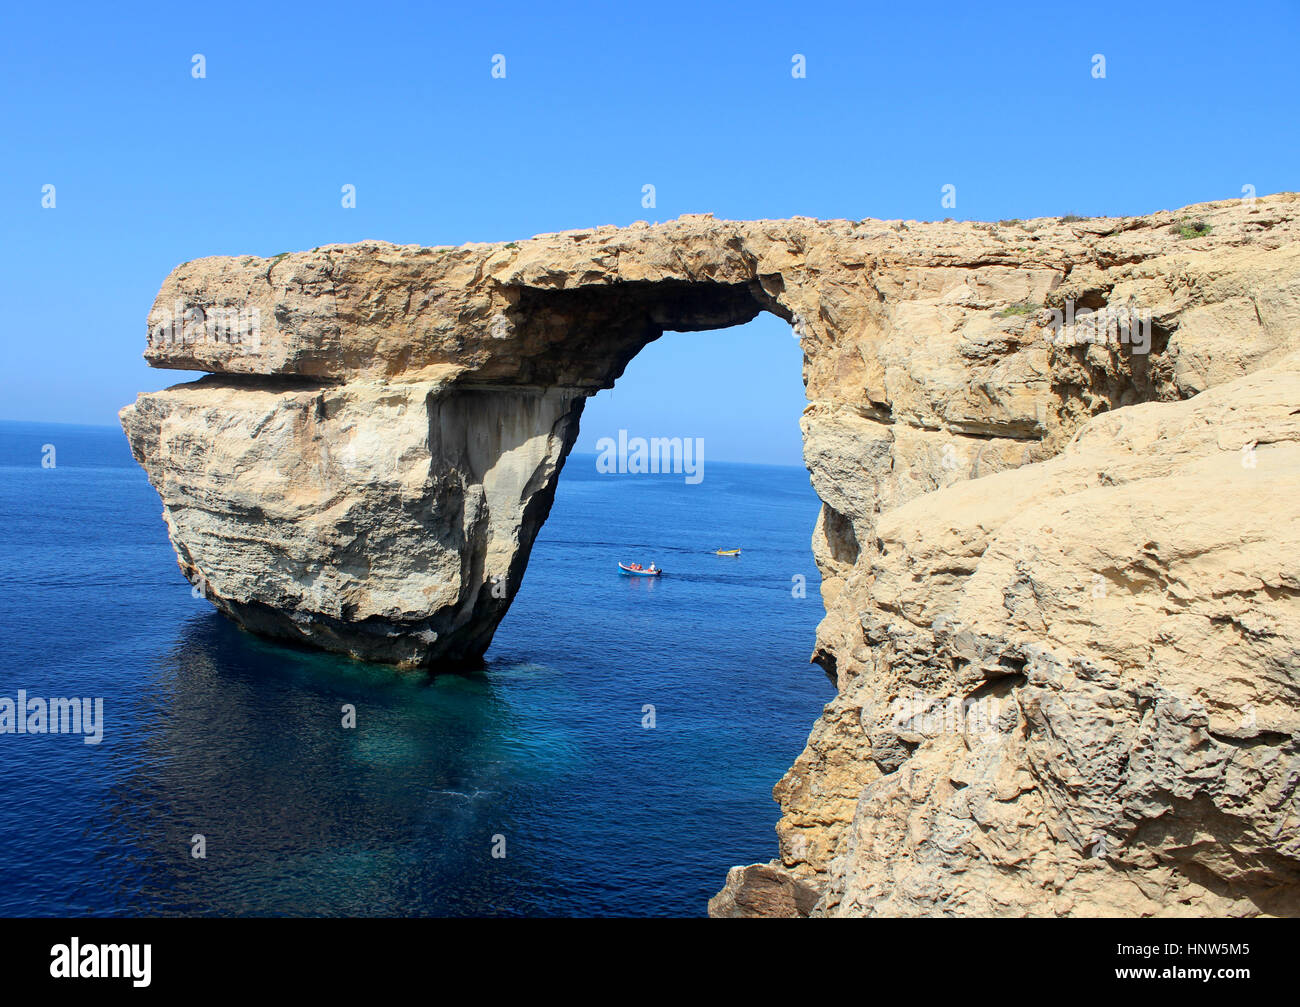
[2,1,1296,464]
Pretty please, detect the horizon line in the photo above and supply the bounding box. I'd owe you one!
[0,419,808,471]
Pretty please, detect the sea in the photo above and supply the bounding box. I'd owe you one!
[0,420,833,917]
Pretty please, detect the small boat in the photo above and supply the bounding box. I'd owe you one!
[714,548,742,556]
[619,562,661,577]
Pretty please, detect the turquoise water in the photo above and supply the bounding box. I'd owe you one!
[0,421,832,916]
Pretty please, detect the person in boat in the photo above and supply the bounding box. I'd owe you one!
[648,563,657,572]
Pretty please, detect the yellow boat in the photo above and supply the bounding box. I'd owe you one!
[714,548,742,556]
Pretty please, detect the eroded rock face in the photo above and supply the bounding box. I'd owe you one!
[708,863,821,918]
[810,358,1300,917]
[123,375,583,665]
[121,194,1300,914]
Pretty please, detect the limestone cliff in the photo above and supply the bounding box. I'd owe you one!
[121,194,1300,916]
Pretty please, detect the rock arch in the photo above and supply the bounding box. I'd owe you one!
[123,196,1300,913]
[124,217,829,667]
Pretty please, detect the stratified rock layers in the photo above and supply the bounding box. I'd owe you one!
[121,194,1300,915]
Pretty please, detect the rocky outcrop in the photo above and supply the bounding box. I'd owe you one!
[121,194,1300,914]
[808,356,1300,916]
[708,863,821,918]
[123,376,582,664]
